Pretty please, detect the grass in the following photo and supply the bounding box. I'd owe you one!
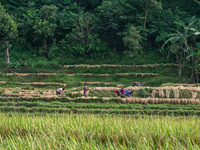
[0,113,199,149]
[12,87,21,93]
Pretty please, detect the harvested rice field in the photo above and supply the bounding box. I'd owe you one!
[0,64,200,149]
[0,64,199,115]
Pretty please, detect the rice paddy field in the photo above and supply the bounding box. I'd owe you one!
[0,114,200,149]
[0,64,200,149]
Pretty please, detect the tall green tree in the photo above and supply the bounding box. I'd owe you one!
[123,25,142,67]
[33,5,58,57]
[0,3,18,66]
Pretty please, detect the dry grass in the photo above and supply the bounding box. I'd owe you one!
[67,74,75,76]
[22,82,66,87]
[37,73,56,76]
[0,81,6,85]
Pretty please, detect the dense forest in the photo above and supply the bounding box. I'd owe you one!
[0,0,200,79]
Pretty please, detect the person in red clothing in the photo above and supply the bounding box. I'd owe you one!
[115,88,126,98]
[83,83,89,97]
[56,88,65,95]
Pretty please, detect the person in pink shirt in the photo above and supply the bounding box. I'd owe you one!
[56,88,65,95]
[83,83,89,97]
[115,88,126,98]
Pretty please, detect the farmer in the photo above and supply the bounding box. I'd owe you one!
[56,88,65,95]
[115,88,126,98]
[125,91,133,97]
[83,83,89,97]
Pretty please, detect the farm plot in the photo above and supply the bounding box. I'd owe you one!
[0,114,199,149]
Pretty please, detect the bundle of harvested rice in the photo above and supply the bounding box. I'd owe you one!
[159,89,164,98]
[67,74,75,76]
[122,98,126,103]
[92,96,98,100]
[99,74,109,77]
[151,90,156,98]
[84,73,92,76]
[22,82,66,87]
[70,92,79,95]
[173,89,179,98]
[104,82,114,85]
[0,81,6,85]
[191,91,197,99]
[102,97,111,101]
[16,73,30,76]
[64,65,74,68]
[117,84,124,88]
[38,73,56,76]
[166,90,170,98]
[7,73,14,76]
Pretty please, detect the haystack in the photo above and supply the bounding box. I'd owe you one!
[105,82,114,85]
[122,98,126,103]
[173,89,179,98]
[117,84,124,88]
[151,90,156,98]
[7,73,14,76]
[99,74,109,77]
[0,81,6,85]
[191,91,197,99]
[102,97,111,101]
[92,96,98,100]
[67,74,75,76]
[84,73,92,76]
[70,92,79,96]
[159,89,164,98]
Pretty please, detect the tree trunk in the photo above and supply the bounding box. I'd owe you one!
[143,10,148,29]
[6,47,10,66]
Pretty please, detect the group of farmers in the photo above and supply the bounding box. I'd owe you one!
[56,83,133,98]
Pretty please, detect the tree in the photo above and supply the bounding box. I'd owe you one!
[0,3,18,66]
[33,5,58,57]
[136,0,162,29]
[160,16,200,79]
[123,25,142,67]
[64,13,102,57]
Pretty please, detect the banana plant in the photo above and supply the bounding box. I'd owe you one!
[185,43,200,82]
[157,16,200,77]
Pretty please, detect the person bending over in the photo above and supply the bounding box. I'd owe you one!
[56,88,65,95]
[115,88,126,98]
[125,91,133,97]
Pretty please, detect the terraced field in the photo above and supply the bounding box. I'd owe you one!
[0,64,199,115]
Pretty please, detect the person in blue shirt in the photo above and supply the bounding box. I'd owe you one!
[125,91,133,97]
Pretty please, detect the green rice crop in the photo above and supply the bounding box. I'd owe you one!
[0,113,199,149]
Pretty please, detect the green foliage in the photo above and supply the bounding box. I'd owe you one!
[123,25,142,66]
[0,3,18,65]
[138,88,152,97]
